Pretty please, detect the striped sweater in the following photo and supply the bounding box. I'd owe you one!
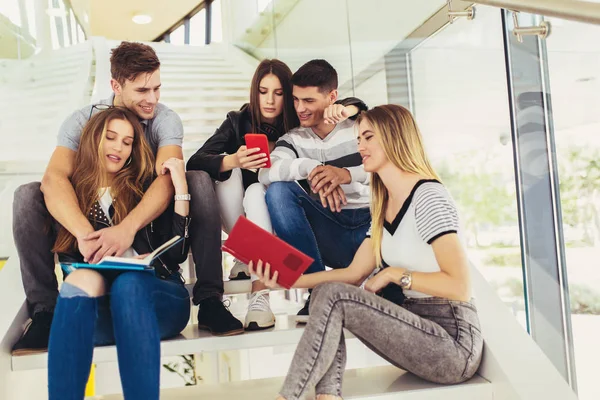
[258,119,370,209]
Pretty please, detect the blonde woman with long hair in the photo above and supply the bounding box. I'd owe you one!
[47,107,191,400]
[253,104,483,400]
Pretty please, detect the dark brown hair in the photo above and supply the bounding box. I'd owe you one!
[292,59,338,94]
[110,42,160,86]
[53,108,155,253]
[248,59,299,133]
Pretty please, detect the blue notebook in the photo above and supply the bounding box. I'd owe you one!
[60,235,183,274]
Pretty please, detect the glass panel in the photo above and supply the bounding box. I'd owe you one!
[76,24,84,43]
[25,0,36,39]
[345,0,447,105]
[49,16,60,50]
[190,9,206,46]
[211,0,223,43]
[226,0,283,58]
[170,23,186,46]
[270,0,352,85]
[257,0,271,13]
[546,16,600,400]
[69,8,77,44]
[411,6,527,328]
[0,0,22,26]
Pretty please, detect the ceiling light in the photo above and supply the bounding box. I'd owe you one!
[576,77,595,83]
[132,14,152,25]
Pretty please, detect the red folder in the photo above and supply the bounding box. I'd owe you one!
[222,216,314,289]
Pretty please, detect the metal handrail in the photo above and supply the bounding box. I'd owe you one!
[474,0,600,24]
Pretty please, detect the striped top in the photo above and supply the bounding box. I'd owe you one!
[258,119,370,209]
[367,180,460,298]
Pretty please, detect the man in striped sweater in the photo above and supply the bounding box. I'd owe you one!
[258,59,371,322]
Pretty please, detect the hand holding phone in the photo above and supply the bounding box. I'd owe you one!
[243,133,271,169]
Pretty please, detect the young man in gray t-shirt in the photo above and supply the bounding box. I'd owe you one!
[12,42,242,354]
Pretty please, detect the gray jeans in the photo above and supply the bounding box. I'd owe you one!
[280,282,483,400]
[13,170,223,316]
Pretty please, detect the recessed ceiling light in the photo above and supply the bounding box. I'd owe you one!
[132,14,152,24]
[576,77,595,83]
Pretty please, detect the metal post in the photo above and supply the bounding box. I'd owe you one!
[184,18,191,45]
[205,0,212,45]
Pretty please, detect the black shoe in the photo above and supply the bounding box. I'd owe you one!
[12,311,53,355]
[295,296,311,324]
[197,297,244,336]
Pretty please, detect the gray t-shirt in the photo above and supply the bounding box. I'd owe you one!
[56,94,184,156]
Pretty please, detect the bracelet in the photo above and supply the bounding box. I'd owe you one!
[174,194,191,201]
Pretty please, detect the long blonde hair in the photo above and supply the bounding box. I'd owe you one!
[53,107,155,253]
[356,104,441,267]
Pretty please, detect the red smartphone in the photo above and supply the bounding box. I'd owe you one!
[244,133,271,168]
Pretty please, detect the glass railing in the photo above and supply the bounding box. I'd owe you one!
[0,0,87,59]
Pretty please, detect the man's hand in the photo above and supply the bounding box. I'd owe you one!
[323,104,351,125]
[318,184,347,213]
[85,223,137,263]
[309,165,351,194]
[77,234,102,263]
[161,157,187,193]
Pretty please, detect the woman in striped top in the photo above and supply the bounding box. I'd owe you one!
[253,104,483,400]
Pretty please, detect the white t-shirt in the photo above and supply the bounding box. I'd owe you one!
[367,180,460,298]
[96,188,138,259]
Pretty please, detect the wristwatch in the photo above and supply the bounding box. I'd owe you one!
[174,194,191,201]
[398,271,412,290]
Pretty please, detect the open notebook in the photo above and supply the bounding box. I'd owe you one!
[60,235,183,273]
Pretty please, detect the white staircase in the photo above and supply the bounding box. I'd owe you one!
[108,366,493,400]
[155,42,257,160]
[0,42,94,173]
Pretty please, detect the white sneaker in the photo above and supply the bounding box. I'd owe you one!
[229,259,250,280]
[244,290,275,330]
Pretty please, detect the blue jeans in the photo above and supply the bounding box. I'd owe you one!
[48,271,190,400]
[265,181,371,274]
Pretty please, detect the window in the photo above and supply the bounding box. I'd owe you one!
[170,24,186,46]
[211,0,222,43]
[189,9,206,46]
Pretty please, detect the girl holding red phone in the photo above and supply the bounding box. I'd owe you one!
[187,59,366,331]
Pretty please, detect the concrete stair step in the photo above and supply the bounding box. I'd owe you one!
[12,315,317,371]
[164,100,244,110]
[103,367,492,400]
[165,81,250,89]
[160,88,249,98]
[160,73,248,82]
